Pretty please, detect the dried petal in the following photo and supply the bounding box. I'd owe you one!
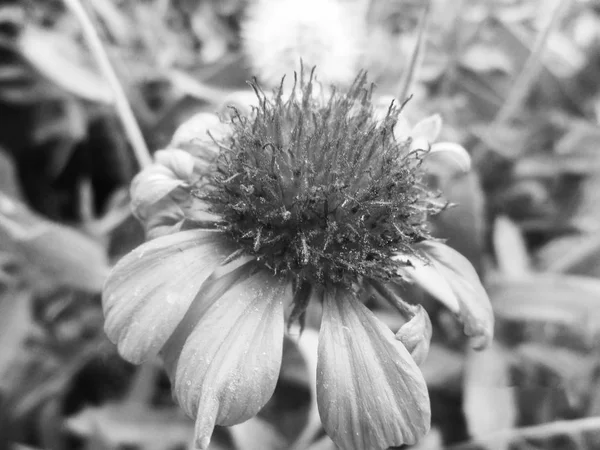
[170,270,288,449]
[395,305,432,365]
[102,229,233,363]
[317,288,430,450]
[410,241,494,349]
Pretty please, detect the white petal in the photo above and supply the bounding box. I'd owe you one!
[102,229,233,363]
[429,142,472,172]
[130,165,185,215]
[317,288,430,450]
[170,270,288,449]
[154,149,196,181]
[170,112,225,148]
[411,114,443,142]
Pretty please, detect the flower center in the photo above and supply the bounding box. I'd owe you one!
[198,72,440,286]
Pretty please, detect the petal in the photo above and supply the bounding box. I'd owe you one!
[317,288,431,450]
[130,165,185,215]
[102,229,233,363]
[410,114,442,143]
[220,90,260,117]
[170,270,288,449]
[393,253,460,312]
[171,112,226,149]
[395,305,432,366]
[429,142,472,173]
[154,148,196,181]
[412,241,494,349]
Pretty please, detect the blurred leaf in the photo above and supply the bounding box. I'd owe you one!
[0,289,33,391]
[493,216,531,278]
[462,342,517,450]
[18,25,112,104]
[491,275,600,348]
[537,232,600,276]
[420,343,464,389]
[460,43,515,74]
[67,404,193,450]
[0,192,109,292]
[0,148,22,199]
[431,171,486,271]
[515,343,597,410]
[230,418,286,450]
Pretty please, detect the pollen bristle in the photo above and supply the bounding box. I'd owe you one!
[198,72,441,286]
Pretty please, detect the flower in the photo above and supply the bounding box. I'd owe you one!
[102,73,494,450]
[241,0,363,88]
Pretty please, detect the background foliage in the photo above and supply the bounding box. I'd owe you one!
[1,0,600,449]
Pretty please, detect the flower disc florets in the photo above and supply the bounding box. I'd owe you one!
[199,73,441,286]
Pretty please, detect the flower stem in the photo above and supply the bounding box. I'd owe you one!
[397,0,432,103]
[62,0,153,169]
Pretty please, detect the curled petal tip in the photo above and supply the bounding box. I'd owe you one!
[429,142,472,173]
[395,305,432,365]
[407,242,495,350]
[194,407,217,450]
[196,437,211,450]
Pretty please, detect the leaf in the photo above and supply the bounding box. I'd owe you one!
[0,148,22,199]
[460,43,515,74]
[492,216,531,278]
[0,289,33,391]
[515,343,596,410]
[419,343,464,389]
[0,192,109,292]
[430,170,486,272]
[462,342,517,450]
[66,404,194,450]
[490,275,600,348]
[18,25,112,104]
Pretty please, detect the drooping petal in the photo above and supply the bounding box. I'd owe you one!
[395,304,432,366]
[169,269,289,449]
[130,165,186,216]
[317,288,431,450]
[405,241,494,349]
[102,229,233,363]
[429,141,472,173]
[393,253,460,312]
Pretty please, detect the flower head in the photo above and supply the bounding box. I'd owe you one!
[241,0,362,87]
[102,72,494,450]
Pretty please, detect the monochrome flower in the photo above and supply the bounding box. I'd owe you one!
[241,0,362,88]
[102,73,494,450]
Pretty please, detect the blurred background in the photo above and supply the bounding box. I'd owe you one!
[1,0,600,449]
